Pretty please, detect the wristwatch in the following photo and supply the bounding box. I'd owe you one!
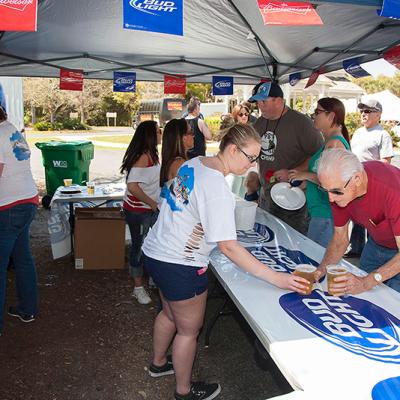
[373,272,383,284]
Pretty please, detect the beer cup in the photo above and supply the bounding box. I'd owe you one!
[327,264,348,295]
[293,264,316,295]
[87,181,95,195]
[63,178,72,187]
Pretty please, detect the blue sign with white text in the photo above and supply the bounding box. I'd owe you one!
[343,58,370,78]
[378,0,400,20]
[212,76,233,96]
[123,0,183,36]
[280,290,400,364]
[289,72,301,86]
[113,72,136,92]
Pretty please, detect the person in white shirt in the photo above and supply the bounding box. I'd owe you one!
[142,124,309,400]
[120,121,162,305]
[346,99,394,258]
[0,106,39,334]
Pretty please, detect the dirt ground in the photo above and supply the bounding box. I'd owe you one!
[0,194,291,400]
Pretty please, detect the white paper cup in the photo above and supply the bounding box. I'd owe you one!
[63,178,72,187]
[234,200,257,231]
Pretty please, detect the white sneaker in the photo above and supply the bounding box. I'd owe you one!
[132,286,152,305]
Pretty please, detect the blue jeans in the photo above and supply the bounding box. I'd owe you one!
[349,223,366,255]
[125,210,158,279]
[0,203,38,331]
[307,217,334,248]
[360,236,400,292]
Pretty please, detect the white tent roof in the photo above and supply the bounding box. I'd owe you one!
[361,90,400,121]
[0,0,399,83]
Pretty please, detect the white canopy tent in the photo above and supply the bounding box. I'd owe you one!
[361,90,400,121]
[0,0,399,83]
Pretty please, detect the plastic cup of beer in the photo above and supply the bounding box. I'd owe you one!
[63,178,72,187]
[87,181,95,195]
[327,264,348,295]
[293,264,316,295]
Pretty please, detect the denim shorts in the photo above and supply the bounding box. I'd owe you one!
[143,255,208,301]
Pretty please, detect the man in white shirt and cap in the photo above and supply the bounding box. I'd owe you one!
[346,98,394,258]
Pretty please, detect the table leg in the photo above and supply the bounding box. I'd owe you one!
[69,202,74,255]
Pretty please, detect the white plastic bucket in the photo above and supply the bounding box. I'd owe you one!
[234,200,257,231]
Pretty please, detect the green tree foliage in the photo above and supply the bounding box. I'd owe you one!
[351,72,400,97]
[185,83,213,102]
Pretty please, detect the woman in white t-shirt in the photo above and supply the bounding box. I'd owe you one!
[142,124,309,400]
[120,121,162,305]
[0,106,39,334]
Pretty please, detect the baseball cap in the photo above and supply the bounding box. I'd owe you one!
[248,82,284,102]
[357,99,382,113]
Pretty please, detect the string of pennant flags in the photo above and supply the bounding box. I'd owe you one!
[58,44,400,94]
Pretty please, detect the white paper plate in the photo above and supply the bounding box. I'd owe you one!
[270,182,306,211]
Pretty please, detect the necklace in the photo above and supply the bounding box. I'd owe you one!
[264,105,285,136]
[216,153,228,175]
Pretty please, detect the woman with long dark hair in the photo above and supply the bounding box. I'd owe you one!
[288,97,350,247]
[160,118,194,188]
[121,120,162,304]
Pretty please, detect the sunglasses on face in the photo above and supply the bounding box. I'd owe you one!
[238,113,249,117]
[237,146,259,163]
[318,176,352,196]
[360,109,375,114]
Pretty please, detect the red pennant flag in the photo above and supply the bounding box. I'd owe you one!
[305,71,320,88]
[0,0,38,31]
[383,45,400,69]
[164,75,186,95]
[257,1,323,26]
[60,69,84,91]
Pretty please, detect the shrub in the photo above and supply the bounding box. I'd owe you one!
[61,118,90,130]
[204,116,221,141]
[34,121,53,131]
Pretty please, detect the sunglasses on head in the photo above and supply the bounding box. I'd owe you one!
[237,146,259,163]
[318,176,353,196]
[238,112,249,117]
[360,109,375,114]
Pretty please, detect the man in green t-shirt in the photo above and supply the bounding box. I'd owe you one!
[249,82,323,234]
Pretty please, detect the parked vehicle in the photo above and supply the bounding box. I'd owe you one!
[133,98,187,128]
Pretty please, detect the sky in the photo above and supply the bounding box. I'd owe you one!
[361,58,398,78]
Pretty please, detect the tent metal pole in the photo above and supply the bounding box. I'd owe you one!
[0,55,87,69]
[227,0,274,80]
[318,48,380,55]
[0,51,66,71]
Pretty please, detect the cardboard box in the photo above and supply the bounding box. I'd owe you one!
[74,207,126,270]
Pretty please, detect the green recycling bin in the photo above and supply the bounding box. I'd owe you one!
[35,140,94,206]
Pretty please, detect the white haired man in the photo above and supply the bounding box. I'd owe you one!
[315,148,400,295]
[346,99,394,258]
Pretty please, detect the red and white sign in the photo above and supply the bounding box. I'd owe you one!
[257,1,323,26]
[164,75,186,95]
[305,70,320,88]
[0,0,38,31]
[59,69,84,91]
[383,45,400,70]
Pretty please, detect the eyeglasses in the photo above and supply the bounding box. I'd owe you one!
[237,146,259,163]
[318,176,353,196]
[238,113,249,117]
[360,109,375,114]
[312,108,330,117]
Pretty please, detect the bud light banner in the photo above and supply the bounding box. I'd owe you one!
[113,72,136,93]
[0,0,38,31]
[384,45,400,69]
[123,0,183,36]
[377,0,400,20]
[305,70,320,88]
[280,290,400,364]
[212,76,233,96]
[289,72,301,86]
[343,58,370,78]
[164,74,186,94]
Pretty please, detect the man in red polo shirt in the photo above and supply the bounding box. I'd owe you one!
[315,148,400,295]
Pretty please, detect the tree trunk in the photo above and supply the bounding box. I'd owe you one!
[80,91,85,124]
[31,106,36,124]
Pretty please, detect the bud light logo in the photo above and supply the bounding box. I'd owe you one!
[280,290,400,364]
[372,376,400,399]
[212,76,233,96]
[246,244,318,273]
[129,0,177,16]
[237,222,275,244]
[113,72,136,93]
